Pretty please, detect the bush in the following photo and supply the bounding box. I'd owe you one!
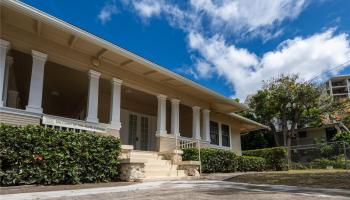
[0,124,121,186]
[242,147,288,171]
[238,156,266,172]
[310,155,350,169]
[182,148,238,173]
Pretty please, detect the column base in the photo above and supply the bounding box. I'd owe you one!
[156,130,167,135]
[25,105,43,114]
[86,116,99,123]
[110,122,121,130]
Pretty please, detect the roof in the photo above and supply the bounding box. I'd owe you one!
[229,113,269,132]
[1,0,267,131]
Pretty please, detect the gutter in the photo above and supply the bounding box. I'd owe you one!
[2,0,247,112]
[228,113,269,130]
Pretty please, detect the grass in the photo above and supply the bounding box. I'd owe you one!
[227,169,350,189]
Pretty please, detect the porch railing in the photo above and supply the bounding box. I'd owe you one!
[175,136,202,174]
[42,114,110,133]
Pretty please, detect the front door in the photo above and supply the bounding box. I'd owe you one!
[127,113,150,150]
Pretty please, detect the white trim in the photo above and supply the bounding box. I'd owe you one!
[0,106,42,118]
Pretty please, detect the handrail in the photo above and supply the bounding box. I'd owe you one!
[176,136,202,176]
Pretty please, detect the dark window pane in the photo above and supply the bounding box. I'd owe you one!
[210,121,219,145]
[221,124,230,147]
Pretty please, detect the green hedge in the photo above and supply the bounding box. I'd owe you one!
[242,147,288,171]
[0,124,121,186]
[238,156,266,172]
[182,148,238,173]
[182,148,268,173]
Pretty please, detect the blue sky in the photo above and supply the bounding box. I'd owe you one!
[22,0,350,100]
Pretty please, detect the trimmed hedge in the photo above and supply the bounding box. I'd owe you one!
[0,124,121,186]
[182,148,268,173]
[242,147,288,171]
[182,148,238,173]
[238,156,266,172]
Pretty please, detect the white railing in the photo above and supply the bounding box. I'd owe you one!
[175,136,201,174]
[42,114,110,133]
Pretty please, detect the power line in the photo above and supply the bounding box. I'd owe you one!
[307,59,350,83]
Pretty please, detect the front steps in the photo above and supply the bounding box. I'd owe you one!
[129,150,187,179]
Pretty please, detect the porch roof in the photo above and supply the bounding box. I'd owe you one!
[1,0,267,131]
[228,113,269,132]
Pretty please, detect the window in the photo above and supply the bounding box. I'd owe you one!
[210,121,219,145]
[221,124,230,147]
[298,131,307,138]
[128,114,137,146]
[140,117,149,150]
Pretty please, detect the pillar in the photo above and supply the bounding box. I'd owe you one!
[192,106,201,140]
[156,94,167,135]
[171,98,180,136]
[26,50,47,113]
[3,56,13,106]
[110,77,122,130]
[202,109,210,142]
[86,70,101,123]
[0,39,10,107]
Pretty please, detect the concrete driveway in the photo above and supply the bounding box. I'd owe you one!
[1,180,350,200]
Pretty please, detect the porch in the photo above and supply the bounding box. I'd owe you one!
[0,42,234,153]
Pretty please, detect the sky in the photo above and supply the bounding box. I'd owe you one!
[22,0,350,100]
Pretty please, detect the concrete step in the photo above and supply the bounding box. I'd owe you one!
[144,164,178,171]
[130,153,164,160]
[145,169,186,177]
[144,159,172,165]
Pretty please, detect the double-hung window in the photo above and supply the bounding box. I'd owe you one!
[210,121,219,145]
[221,124,230,147]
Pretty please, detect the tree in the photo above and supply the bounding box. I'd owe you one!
[249,75,322,163]
[239,110,276,150]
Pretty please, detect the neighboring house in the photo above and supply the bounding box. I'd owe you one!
[325,74,350,102]
[0,1,266,157]
[290,124,339,146]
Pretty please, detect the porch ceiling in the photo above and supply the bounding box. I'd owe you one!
[0,1,247,113]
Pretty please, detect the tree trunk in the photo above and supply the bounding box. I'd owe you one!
[287,135,292,166]
[281,108,288,147]
[268,122,280,146]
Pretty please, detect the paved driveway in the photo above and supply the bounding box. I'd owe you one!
[2,180,350,200]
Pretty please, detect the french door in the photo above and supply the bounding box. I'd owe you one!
[127,113,150,150]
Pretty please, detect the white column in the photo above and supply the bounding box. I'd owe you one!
[3,56,13,106]
[86,70,101,123]
[219,123,223,146]
[109,78,122,130]
[171,99,180,136]
[202,109,210,142]
[192,106,201,140]
[156,94,167,135]
[0,39,10,107]
[26,50,48,113]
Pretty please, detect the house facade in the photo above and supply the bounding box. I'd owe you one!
[0,0,266,156]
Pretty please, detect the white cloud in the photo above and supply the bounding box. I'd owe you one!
[131,0,163,18]
[189,29,350,100]
[123,0,307,40]
[98,0,118,24]
[190,0,306,31]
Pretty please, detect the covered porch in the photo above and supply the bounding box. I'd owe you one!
[0,44,219,152]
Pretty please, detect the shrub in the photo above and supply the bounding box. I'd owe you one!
[238,156,266,172]
[0,124,121,186]
[289,162,309,170]
[310,155,350,169]
[182,148,238,173]
[242,147,288,171]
